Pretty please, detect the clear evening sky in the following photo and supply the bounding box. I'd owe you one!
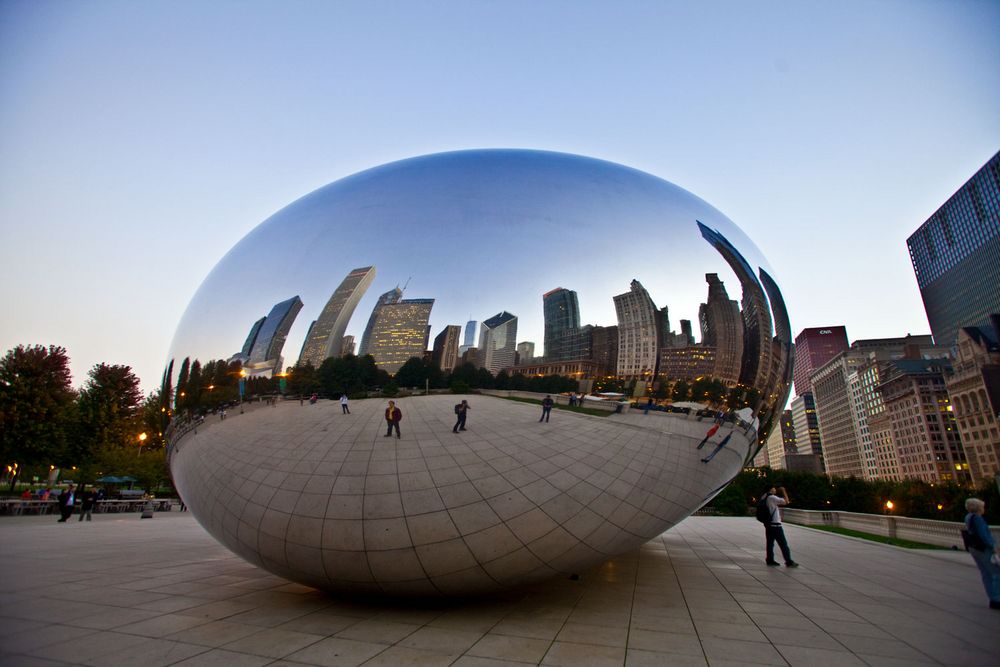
[1,1,998,394]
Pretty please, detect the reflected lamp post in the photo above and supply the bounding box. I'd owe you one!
[137,432,147,457]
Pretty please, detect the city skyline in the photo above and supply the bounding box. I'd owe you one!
[1,2,998,391]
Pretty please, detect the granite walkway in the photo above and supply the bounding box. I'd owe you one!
[1,512,997,666]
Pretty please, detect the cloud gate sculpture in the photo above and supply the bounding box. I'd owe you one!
[166,149,792,595]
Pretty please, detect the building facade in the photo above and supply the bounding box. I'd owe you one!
[946,317,1000,485]
[248,296,304,376]
[614,280,660,379]
[365,298,434,375]
[699,273,743,385]
[479,311,518,374]
[297,266,376,368]
[358,286,403,357]
[879,359,970,484]
[543,288,581,361]
[432,325,462,374]
[907,151,1000,348]
[793,326,849,397]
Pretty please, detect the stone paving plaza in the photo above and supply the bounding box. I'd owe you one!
[2,510,999,666]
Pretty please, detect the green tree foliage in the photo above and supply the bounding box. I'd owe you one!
[317,354,388,396]
[287,361,318,396]
[671,380,690,401]
[0,345,77,483]
[75,363,144,465]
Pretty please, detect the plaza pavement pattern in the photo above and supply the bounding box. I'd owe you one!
[2,512,999,666]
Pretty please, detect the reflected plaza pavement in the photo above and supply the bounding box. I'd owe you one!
[2,399,999,666]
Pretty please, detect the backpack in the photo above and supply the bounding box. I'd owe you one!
[455,404,462,415]
[755,496,771,524]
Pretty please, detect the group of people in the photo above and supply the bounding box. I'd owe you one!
[53,485,101,522]
[696,414,734,463]
[374,394,558,440]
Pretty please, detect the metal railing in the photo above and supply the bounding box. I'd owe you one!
[782,508,1000,549]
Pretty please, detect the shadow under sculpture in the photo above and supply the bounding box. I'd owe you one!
[166,149,792,596]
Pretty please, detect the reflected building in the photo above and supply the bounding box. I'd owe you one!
[358,286,403,357]
[365,298,434,374]
[699,273,743,385]
[459,319,477,356]
[591,325,619,377]
[907,151,1000,348]
[659,345,715,381]
[543,288,580,361]
[341,335,355,357]
[298,266,376,368]
[479,311,517,374]
[247,296,304,376]
[946,316,1000,486]
[614,280,660,379]
[432,325,461,374]
[516,341,536,365]
[235,316,267,364]
[698,222,773,392]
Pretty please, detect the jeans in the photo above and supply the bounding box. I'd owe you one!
[765,524,793,563]
[386,421,400,437]
[539,407,551,422]
[969,547,1000,602]
[453,414,466,432]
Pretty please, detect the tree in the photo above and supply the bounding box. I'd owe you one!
[672,380,690,402]
[0,345,76,487]
[395,357,428,388]
[75,364,144,472]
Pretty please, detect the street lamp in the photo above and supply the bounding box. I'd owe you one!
[239,368,247,413]
[137,432,147,457]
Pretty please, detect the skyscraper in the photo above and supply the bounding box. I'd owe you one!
[432,325,462,374]
[907,151,1000,347]
[516,341,536,364]
[793,327,849,397]
[479,311,518,373]
[365,298,434,375]
[297,266,376,368]
[239,316,266,362]
[459,319,477,355]
[358,286,403,356]
[699,273,743,385]
[248,296,304,375]
[543,288,581,361]
[614,280,660,379]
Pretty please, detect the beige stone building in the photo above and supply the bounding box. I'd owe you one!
[946,320,1000,486]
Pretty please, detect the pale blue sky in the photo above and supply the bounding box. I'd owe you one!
[1,0,998,392]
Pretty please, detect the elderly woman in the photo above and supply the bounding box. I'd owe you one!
[964,498,1000,610]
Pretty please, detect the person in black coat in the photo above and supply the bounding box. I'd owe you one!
[56,485,76,522]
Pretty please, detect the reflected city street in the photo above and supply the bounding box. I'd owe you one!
[165,149,792,595]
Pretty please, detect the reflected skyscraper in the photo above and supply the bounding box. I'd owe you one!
[614,280,660,379]
[699,273,742,385]
[479,311,518,373]
[358,286,403,356]
[460,319,477,355]
[432,325,461,373]
[248,296,304,375]
[365,298,434,374]
[543,288,581,361]
[238,316,266,362]
[298,266,376,367]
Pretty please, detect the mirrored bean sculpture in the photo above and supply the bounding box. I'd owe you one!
[165,149,792,595]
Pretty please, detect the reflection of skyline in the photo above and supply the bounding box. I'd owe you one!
[217,220,789,421]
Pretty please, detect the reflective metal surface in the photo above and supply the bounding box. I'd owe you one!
[166,149,792,595]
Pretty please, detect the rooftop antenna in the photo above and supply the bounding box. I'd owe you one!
[400,276,411,295]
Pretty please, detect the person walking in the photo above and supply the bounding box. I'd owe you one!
[539,395,554,422]
[643,397,654,415]
[453,399,470,433]
[761,486,798,567]
[964,497,1000,610]
[384,400,402,439]
[56,485,75,523]
[340,394,350,414]
[78,488,96,522]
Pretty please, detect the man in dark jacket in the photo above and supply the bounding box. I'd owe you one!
[453,400,470,433]
[384,401,402,439]
[78,488,96,522]
[539,395,554,422]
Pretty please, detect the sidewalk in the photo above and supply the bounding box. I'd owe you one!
[0,513,997,666]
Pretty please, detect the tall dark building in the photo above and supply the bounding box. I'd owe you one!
[248,296,304,375]
[358,286,403,356]
[432,325,461,374]
[543,288,581,361]
[907,151,1000,347]
[793,326,849,397]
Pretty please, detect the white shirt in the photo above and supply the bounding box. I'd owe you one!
[765,494,787,524]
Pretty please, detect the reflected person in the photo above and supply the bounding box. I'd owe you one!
[539,395,554,422]
[384,400,402,439]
